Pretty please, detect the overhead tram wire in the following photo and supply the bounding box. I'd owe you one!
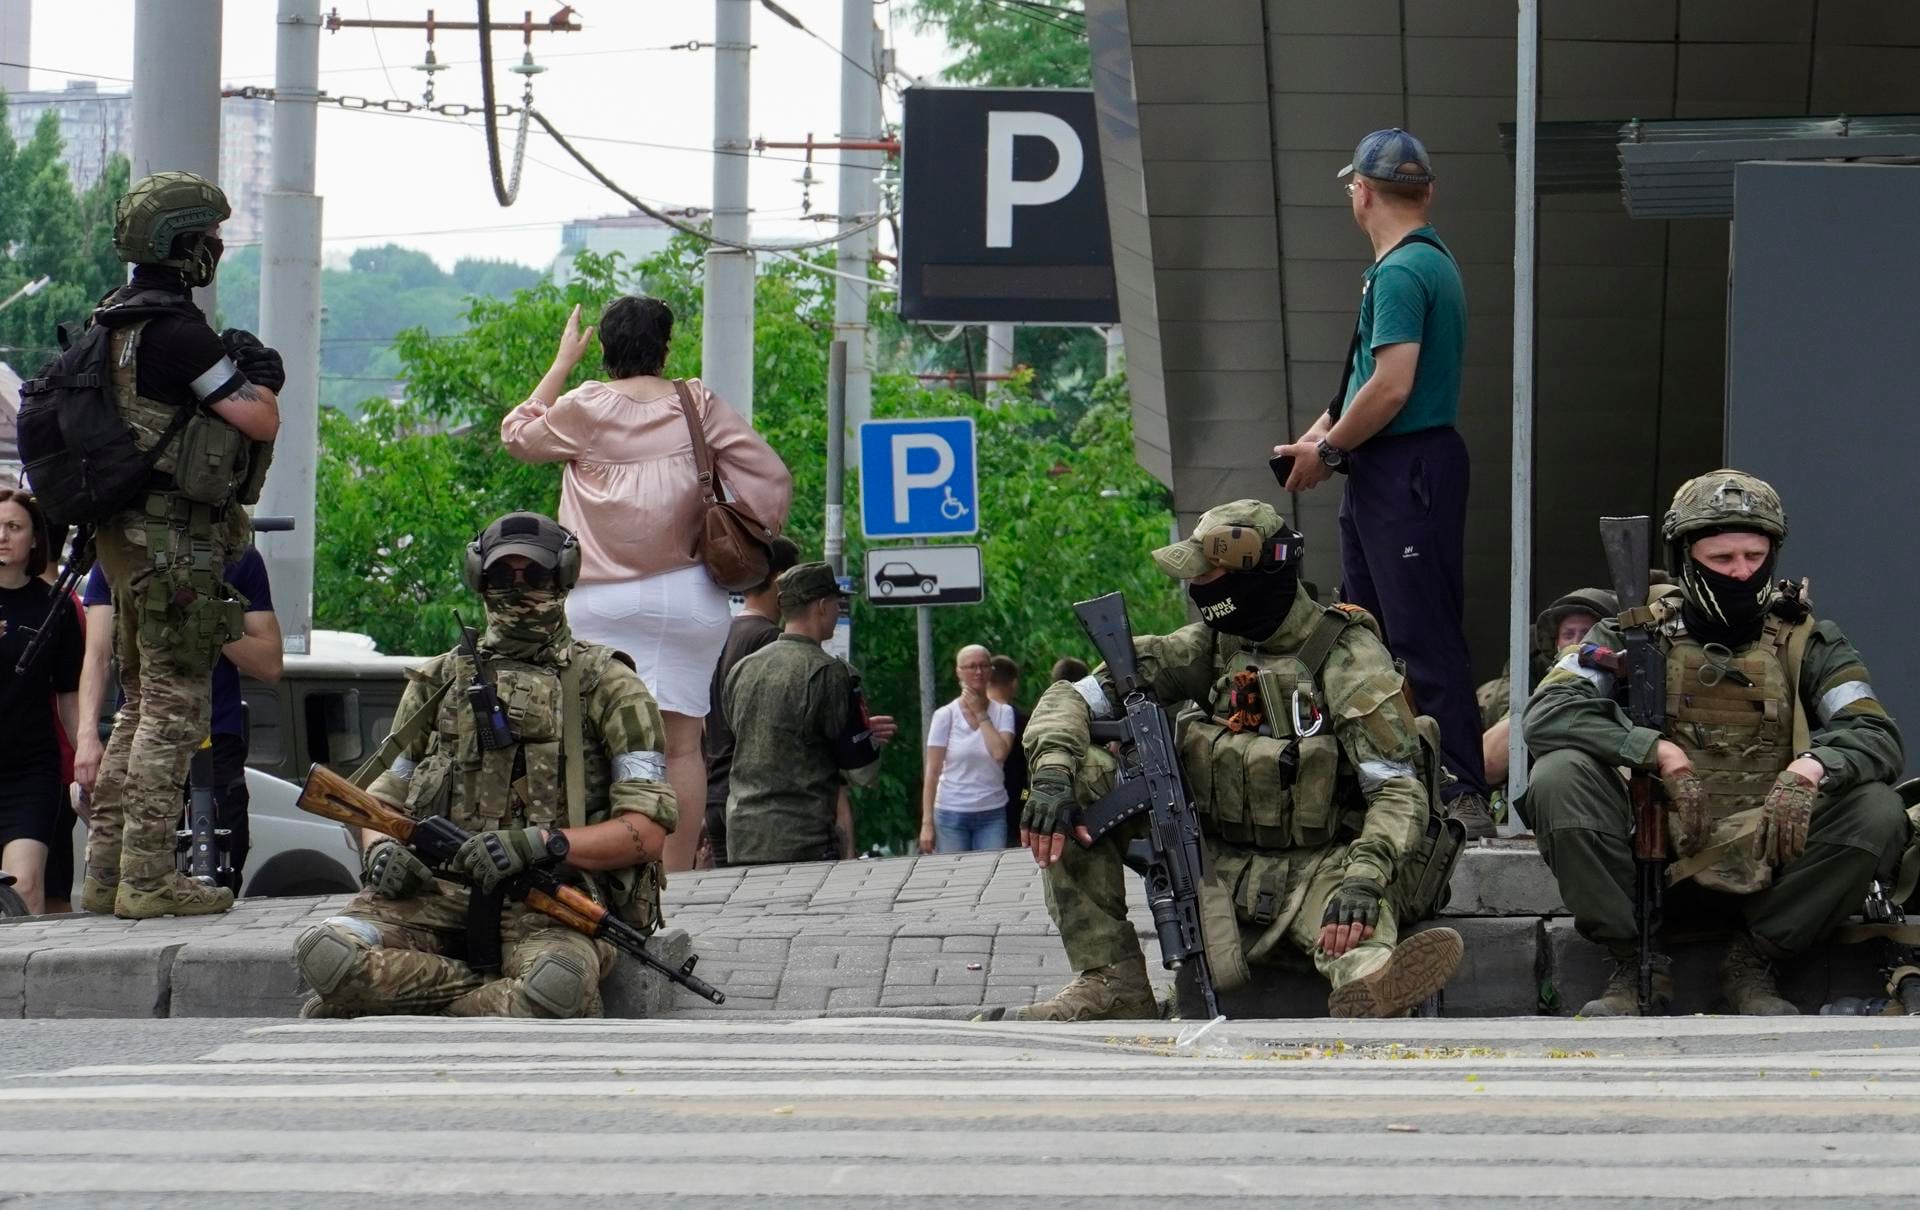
[757,0,898,96]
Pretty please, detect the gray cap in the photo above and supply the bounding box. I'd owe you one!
[476,511,574,571]
[1338,128,1434,184]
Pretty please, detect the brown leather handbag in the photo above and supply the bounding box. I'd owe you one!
[673,379,776,591]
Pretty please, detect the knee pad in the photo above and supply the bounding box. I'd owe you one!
[522,949,593,1019]
[294,917,380,997]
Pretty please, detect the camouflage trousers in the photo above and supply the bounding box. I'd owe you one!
[1043,815,1400,990]
[87,518,227,887]
[1528,748,1909,956]
[297,880,615,1018]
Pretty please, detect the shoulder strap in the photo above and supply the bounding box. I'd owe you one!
[672,379,721,505]
[1328,231,1453,421]
[349,676,455,789]
[1300,608,1354,678]
[560,656,588,831]
[1783,614,1817,754]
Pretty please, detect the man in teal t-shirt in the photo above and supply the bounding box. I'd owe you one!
[1273,127,1492,837]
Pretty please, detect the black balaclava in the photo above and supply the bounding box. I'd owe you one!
[1679,529,1776,648]
[1188,564,1300,642]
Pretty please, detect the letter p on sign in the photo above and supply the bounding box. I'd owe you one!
[892,434,954,522]
[985,111,1084,248]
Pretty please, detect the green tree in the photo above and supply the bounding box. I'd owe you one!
[315,239,1180,852]
[907,0,1090,87]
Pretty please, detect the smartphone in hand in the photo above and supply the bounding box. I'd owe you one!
[1268,453,1296,489]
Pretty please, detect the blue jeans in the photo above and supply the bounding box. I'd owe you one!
[934,808,1007,853]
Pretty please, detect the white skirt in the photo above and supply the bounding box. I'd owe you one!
[566,563,731,717]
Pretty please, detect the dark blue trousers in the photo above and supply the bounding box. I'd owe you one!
[1336,426,1489,800]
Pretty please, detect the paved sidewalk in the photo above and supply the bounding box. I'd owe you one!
[0,843,1890,1018]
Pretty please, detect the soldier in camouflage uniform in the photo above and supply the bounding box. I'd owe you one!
[1481,587,1616,788]
[1525,470,1906,1015]
[988,500,1465,1021]
[86,172,283,919]
[293,513,677,1018]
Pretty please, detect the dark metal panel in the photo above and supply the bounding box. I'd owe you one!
[1543,0,1677,40]
[1132,44,1271,103]
[1726,161,1920,759]
[1144,160,1283,216]
[1137,102,1275,161]
[1268,34,1404,94]
[1265,0,1398,37]
[1127,0,1264,46]
[1680,0,1813,42]
[1146,215,1280,268]
[1269,91,1404,151]
[1159,320,1290,372]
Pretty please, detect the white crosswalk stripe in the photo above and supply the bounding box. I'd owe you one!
[5,1016,1920,1201]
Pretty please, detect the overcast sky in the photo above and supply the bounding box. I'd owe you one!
[23,1,955,270]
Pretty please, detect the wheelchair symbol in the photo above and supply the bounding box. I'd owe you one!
[940,486,969,521]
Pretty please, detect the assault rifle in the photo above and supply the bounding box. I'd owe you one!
[10,524,93,679]
[1073,592,1219,1018]
[298,762,725,1004]
[1596,516,1666,1014]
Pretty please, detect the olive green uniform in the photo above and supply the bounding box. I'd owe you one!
[295,637,676,1018]
[723,633,877,865]
[1524,606,1906,957]
[1026,588,1434,989]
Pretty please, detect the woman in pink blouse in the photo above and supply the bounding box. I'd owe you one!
[502,297,792,871]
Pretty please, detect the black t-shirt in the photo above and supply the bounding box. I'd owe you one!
[0,578,84,778]
[122,268,248,409]
[705,610,782,808]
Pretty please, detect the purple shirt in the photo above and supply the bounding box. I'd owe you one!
[84,547,274,739]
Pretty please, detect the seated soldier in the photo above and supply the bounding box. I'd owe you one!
[979,500,1465,1021]
[294,512,677,1018]
[1524,470,1906,1015]
[1482,588,1616,789]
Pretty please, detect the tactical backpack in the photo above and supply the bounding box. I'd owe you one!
[15,291,202,526]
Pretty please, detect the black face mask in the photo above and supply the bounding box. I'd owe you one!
[1681,554,1777,648]
[1188,567,1299,641]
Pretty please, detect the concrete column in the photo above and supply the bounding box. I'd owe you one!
[1104,324,1124,376]
[703,0,755,419]
[985,323,1015,378]
[834,2,879,451]
[0,0,31,96]
[256,0,324,655]
[132,0,223,314]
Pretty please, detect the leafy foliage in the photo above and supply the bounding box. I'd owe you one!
[906,0,1091,87]
[0,95,131,374]
[315,239,1180,851]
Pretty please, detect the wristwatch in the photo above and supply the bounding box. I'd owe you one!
[1316,439,1350,473]
[542,829,571,864]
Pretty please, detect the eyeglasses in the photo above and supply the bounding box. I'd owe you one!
[482,560,559,591]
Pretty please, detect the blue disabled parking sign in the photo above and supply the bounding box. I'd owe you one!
[859,417,978,539]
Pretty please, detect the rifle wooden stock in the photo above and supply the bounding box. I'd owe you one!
[299,762,418,844]
[523,884,607,934]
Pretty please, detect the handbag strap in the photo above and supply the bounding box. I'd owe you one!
[672,379,722,505]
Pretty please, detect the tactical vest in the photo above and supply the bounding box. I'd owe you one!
[108,319,250,508]
[1663,626,1796,820]
[1177,606,1393,852]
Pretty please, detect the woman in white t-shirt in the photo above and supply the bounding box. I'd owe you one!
[919,645,1016,853]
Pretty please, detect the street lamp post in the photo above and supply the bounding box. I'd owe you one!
[0,275,51,312]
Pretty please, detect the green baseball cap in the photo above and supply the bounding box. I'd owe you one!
[778,561,845,610]
[1151,499,1296,580]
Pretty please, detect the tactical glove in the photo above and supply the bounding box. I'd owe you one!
[1756,770,1817,866]
[220,328,287,393]
[1021,764,1078,838]
[1663,771,1711,858]
[450,826,550,895]
[1320,875,1386,931]
[362,839,433,900]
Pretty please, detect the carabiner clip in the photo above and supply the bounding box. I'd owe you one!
[1290,688,1323,738]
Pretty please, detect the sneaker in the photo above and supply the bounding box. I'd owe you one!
[1720,934,1798,1016]
[1579,953,1674,1017]
[1327,928,1465,1018]
[1447,792,1497,841]
[113,873,234,920]
[974,956,1157,1022]
[80,875,119,915]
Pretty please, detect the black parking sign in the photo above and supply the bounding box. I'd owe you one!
[900,87,1119,324]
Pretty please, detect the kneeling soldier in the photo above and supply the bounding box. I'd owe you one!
[986,500,1465,1021]
[294,512,676,1017]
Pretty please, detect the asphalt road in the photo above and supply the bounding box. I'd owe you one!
[3,1015,1920,1207]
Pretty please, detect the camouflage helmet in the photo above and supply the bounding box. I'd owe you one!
[113,171,231,285]
[1661,469,1787,559]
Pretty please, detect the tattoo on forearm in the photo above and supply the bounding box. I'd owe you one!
[619,814,650,861]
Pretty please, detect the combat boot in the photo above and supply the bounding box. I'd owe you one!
[976,956,1157,1022]
[1720,934,1798,1016]
[1328,927,1465,1018]
[1579,953,1673,1017]
[298,995,358,1020]
[113,873,234,919]
[79,874,118,915]
[1446,793,1497,841]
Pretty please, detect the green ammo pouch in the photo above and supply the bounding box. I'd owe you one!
[172,413,248,505]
